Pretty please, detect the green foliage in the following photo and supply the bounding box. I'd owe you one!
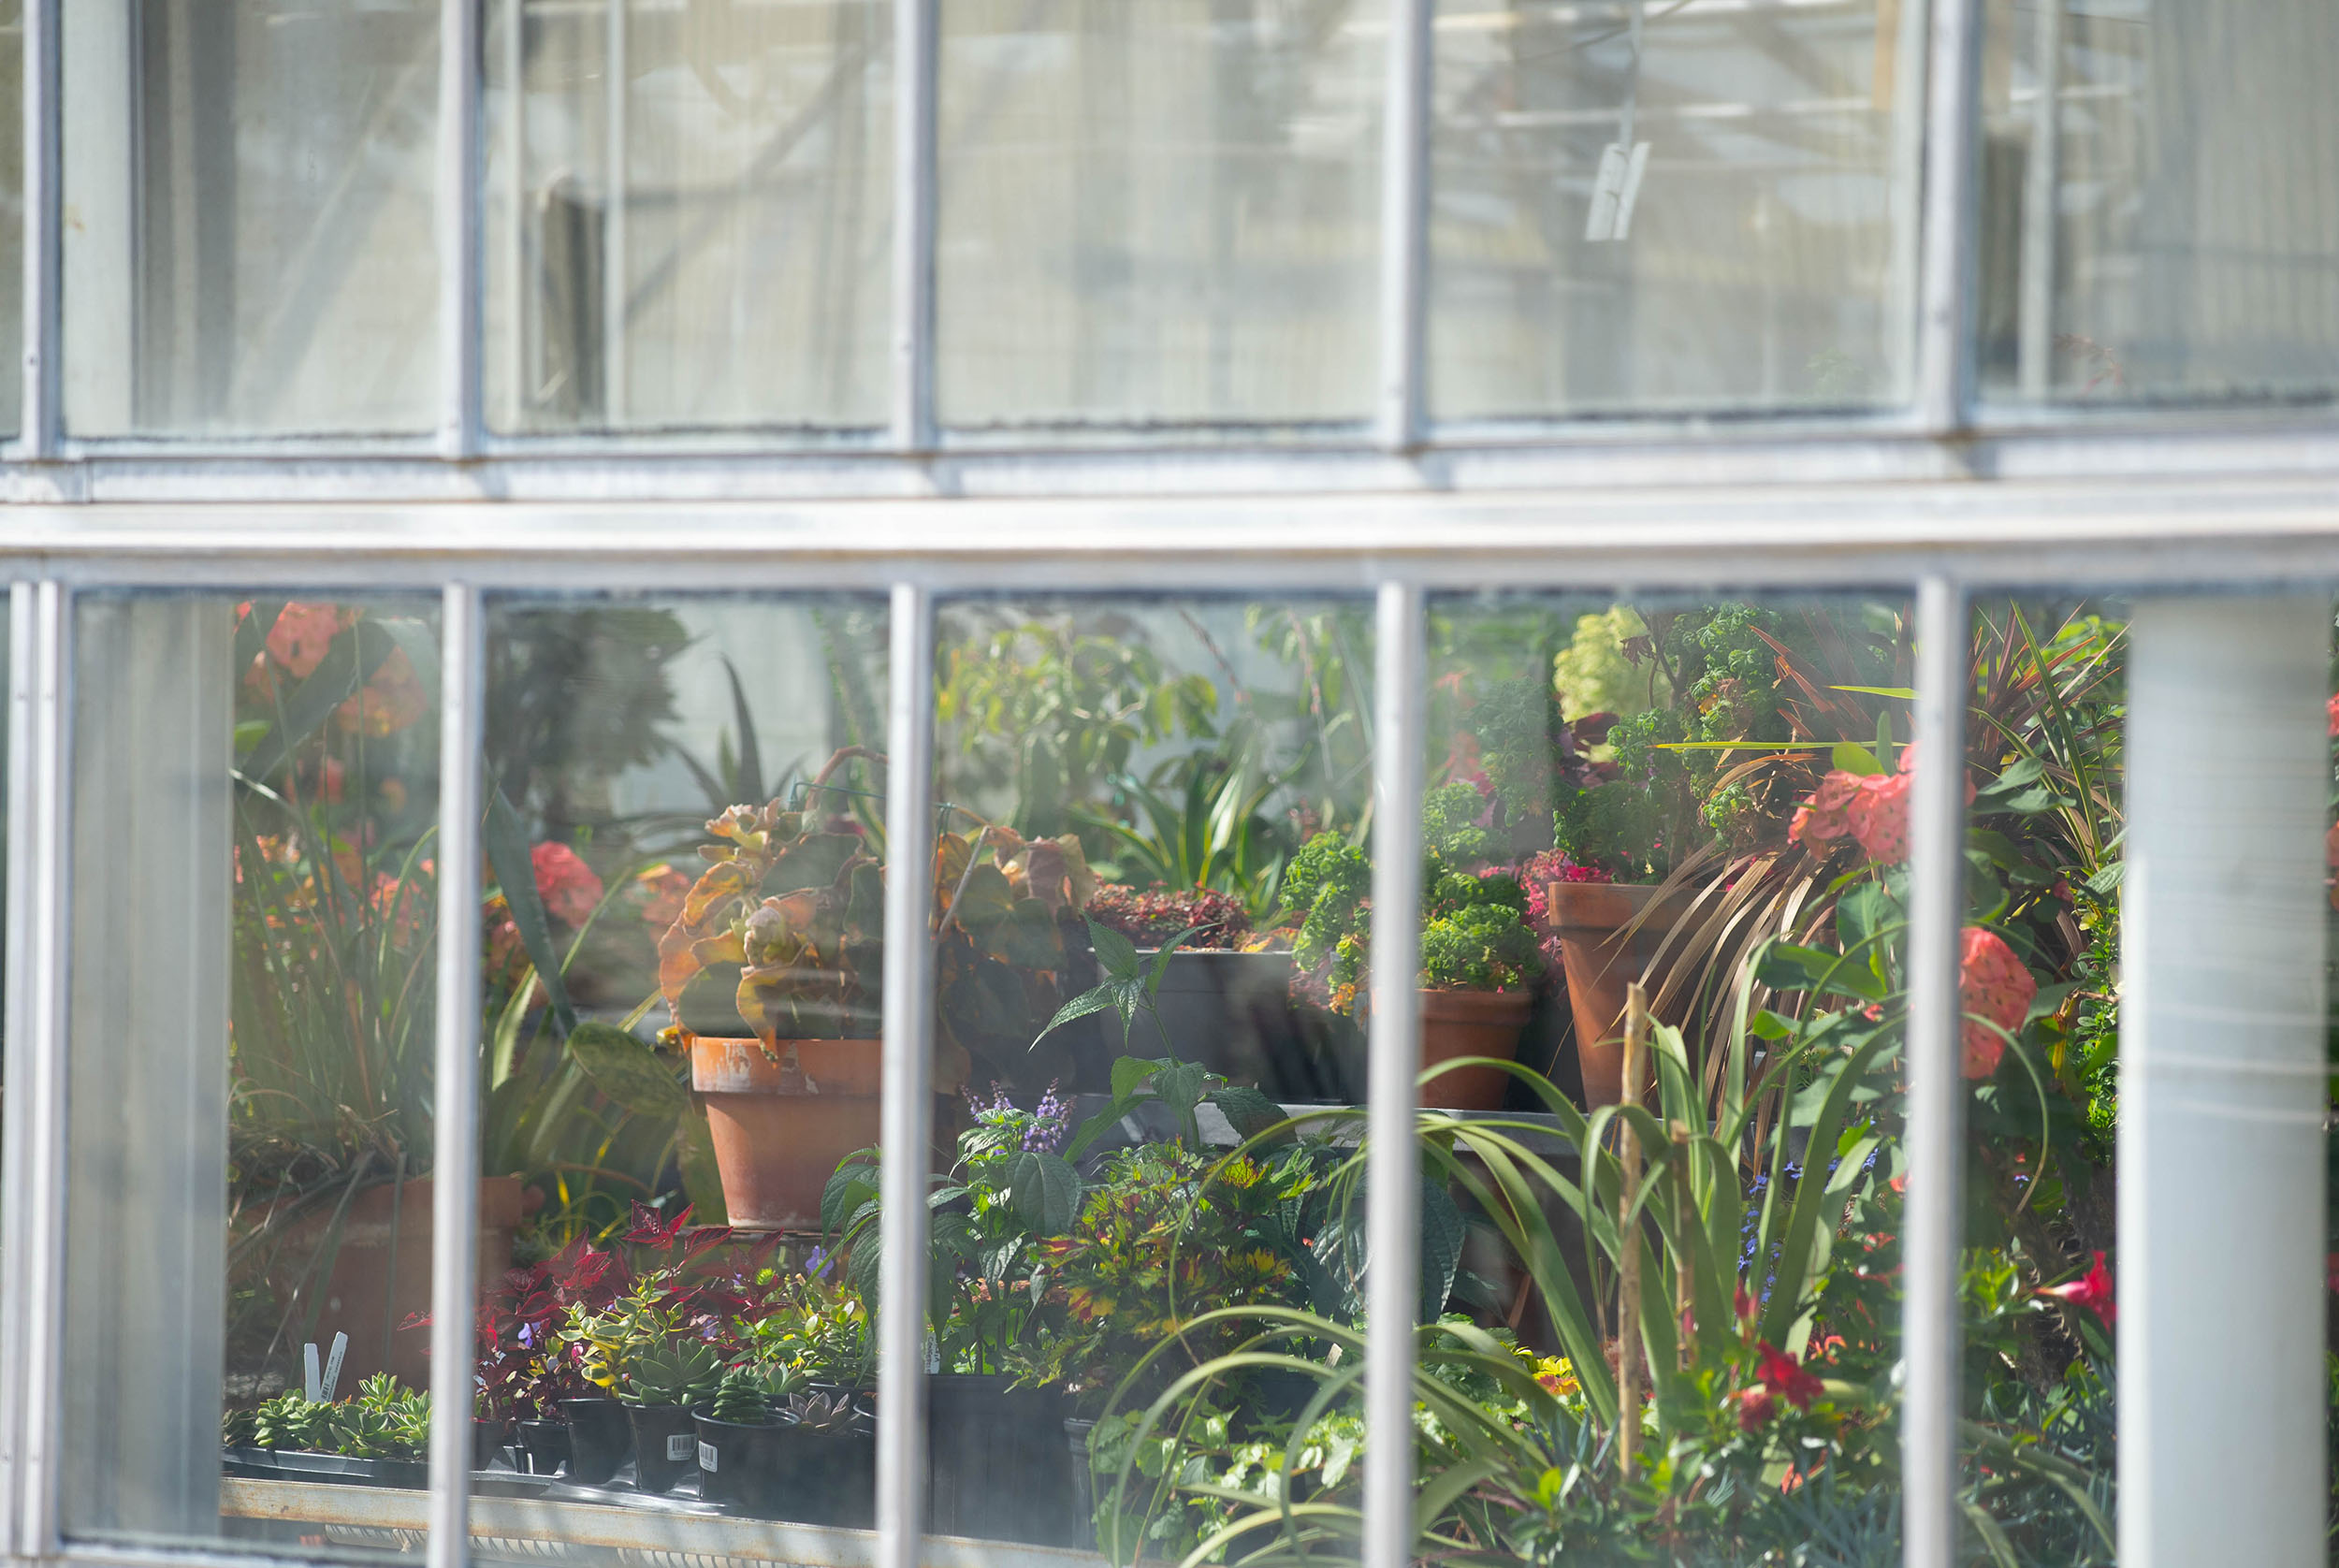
[619,1337,725,1409]
[236,1374,432,1459]
[739,1270,873,1390]
[709,1370,774,1425]
[1417,902,1542,993]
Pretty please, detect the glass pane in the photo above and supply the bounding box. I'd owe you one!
[923,599,1370,1554]
[63,597,439,1557]
[1977,0,2339,405]
[1429,0,1925,419]
[937,3,1384,431]
[484,0,893,435]
[465,597,891,1555]
[61,2,440,436]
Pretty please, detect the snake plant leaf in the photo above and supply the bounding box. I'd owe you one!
[485,782,578,1038]
[568,1022,687,1120]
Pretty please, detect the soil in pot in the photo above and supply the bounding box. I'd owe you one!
[691,1405,781,1511]
[690,1037,961,1229]
[559,1396,631,1486]
[516,1418,570,1477]
[628,1402,700,1493]
[1545,882,1696,1108]
[1418,989,1533,1109]
[926,1374,1075,1545]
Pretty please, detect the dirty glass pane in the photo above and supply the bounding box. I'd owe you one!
[1976,0,2339,405]
[1429,0,1925,418]
[62,597,440,1558]
[61,3,440,435]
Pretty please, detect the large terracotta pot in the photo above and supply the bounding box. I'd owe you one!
[1417,988,1533,1110]
[1545,881,1696,1108]
[690,1037,960,1231]
[291,1175,526,1390]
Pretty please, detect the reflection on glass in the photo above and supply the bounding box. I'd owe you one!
[60,3,440,435]
[937,3,1383,430]
[1429,0,1925,418]
[62,598,439,1557]
[922,601,1373,1553]
[484,0,893,434]
[1978,0,2339,404]
[465,599,890,1554]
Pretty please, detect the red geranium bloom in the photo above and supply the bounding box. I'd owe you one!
[1754,1340,1825,1409]
[2040,1251,2115,1328]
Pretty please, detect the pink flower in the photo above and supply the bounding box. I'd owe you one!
[2040,1251,2115,1328]
[1957,926,2036,1078]
[2327,693,2338,737]
[531,842,605,928]
[1788,771,1865,849]
[1789,744,1975,867]
[1736,1386,1777,1430]
[263,603,346,679]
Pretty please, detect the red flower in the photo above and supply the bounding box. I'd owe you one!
[2327,692,2338,738]
[1733,1282,1756,1323]
[1788,744,1975,867]
[1736,1386,1777,1430]
[531,841,605,927]
[1754,1341,1825,1409]
[2040,1251,2115,1328]
[1957,926,2037,1079]
[260,602,346,680]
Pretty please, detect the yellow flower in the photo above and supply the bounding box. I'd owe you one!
[1531,1355,1578,1398]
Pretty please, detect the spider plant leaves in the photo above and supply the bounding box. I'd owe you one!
[567,1022,686,1122]
[485,782,578,1038]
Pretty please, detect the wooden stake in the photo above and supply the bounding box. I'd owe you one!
[1616,980,1649,1481]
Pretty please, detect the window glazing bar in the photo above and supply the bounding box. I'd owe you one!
[12,582,70,1556]
[0,583,43,1549]
[603,0,629,427]
[1361,581,1425,1568]
[18,0,60,457]
[890,0,937,451]
[876,582,937,1568]
[427,584,487,1568]
[1915,0,1981,431]
[439,0,486,457]
[1900,574,1967,1568]
[1375,0,1431,451]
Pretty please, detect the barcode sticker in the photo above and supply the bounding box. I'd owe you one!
[698,1442,719,1472]
[666,1433,693,1461]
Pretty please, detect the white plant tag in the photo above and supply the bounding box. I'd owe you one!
[1585,142,1651,241]
[665,1432,693,1461]
[303,1343,323,1402]
[321,1331,349,1402]
[698,1442,719,1472]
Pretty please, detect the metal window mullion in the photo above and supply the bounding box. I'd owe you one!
[0,583,34,1556]
[875,582,937,1568]
[427,584,487,1568]
[18,0,60,457]
[439,0,486,457]
[889,0,937,451]
[12,582,71,1557]
[1914,0,1982,431]
[1900,573,1968,1568]
[1361,581,1425,1568]
[603,0,628,428]
[1375,0,1431,451]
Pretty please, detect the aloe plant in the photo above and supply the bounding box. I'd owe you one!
[708,1371,774,1425]
[621,1338,724,1409]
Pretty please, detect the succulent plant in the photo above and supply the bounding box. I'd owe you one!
[783,1388,867,1435]
[222,1407,260,1447]
[708,1370,774,1426]
[252,1391,336,1452]
[621,1337,723,1409]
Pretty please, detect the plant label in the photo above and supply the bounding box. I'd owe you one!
[697,1442,719,1472]
[665,1433,693,1461]
[302,1343,322,1402]
[321,1331,348,1401]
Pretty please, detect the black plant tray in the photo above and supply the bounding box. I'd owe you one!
[224,1446,428,1489]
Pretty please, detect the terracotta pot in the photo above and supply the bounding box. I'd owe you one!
[1417,988,1533,1110]
[690,1037,960,1231]
[288,1175,525,1390]
[1545,881,1695,1108]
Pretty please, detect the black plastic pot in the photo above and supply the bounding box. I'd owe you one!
[473,1418,510,1471]
[516,1419,571,1477]
[628,1402,699,1493]
[560,1397,632,1486]
[691,1405,781,1510]
[1064,1418,1097,1549]
[926,1374,1074,1545]
[768,1417,875,1527]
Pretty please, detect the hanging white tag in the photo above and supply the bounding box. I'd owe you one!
[1585,142,1651,242]
[302,1343,323,1402]
[321,1331,349,1402]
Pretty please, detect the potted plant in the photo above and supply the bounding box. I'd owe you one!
[691,1370,782,1509]
[766,1387,877,1528]
[223,1372,433,1488]
[618,1337,724,1493]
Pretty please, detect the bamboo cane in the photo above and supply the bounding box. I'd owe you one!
[1616,981,1650,1481]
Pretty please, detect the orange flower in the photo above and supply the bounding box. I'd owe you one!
[531,842,605,928]
[337,646,429,737]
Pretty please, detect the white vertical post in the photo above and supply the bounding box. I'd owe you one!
[876,583,936,1568]
[2121,595,2327,1568]
[1375,0,1430,450]
[428,585,487,1568]
[1901,574,1966,1568]
[1914,0,1981,431]
[17,0,58,455]
[439,0,485,456]
[13,583,68,1556]
[0,584,33,1550]
[603,0,628,427]
[1361,582,1425,1568]
[891,0,937,449]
